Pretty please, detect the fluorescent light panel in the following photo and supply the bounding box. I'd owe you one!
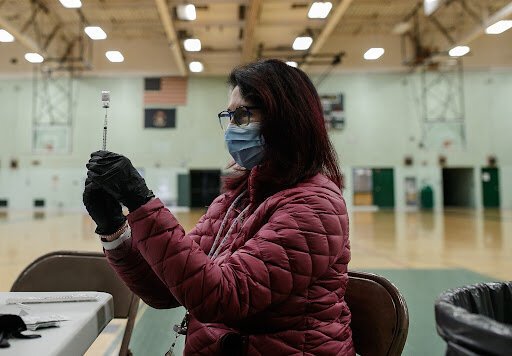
[292,36,313,50]
[448,45,470,57]
[59,0,82,8]
[0,29,14,42]
[184,38,201,52]
[189,61,204,73]
[485,20,512,34]
[177,4,196,20]
[84,26,107,40]
[392,22,412,35]
[364,47,385,60]
[286,61,298,67]
[105,50,124,62]
[24,53,44,63]
[308,2,332,19]
[424,0,441,16]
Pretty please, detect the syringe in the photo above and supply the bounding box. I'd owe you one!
[101,91,110,150]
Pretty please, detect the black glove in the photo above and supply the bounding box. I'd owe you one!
[86,150,154,212]
[83,178,126,235]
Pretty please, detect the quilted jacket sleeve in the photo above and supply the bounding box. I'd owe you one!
[104,236,181,309]
[128,191,348,325]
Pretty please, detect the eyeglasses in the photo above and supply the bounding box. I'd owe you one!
[217,105,259,131]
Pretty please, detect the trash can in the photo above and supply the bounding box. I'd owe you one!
[420,186,434,209]
[435,282,512,356]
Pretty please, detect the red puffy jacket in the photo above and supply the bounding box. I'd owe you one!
[105,172,354,355]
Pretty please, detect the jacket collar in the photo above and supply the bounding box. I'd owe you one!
[244,168,341,207]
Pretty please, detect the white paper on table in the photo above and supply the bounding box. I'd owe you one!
[20,312,69,330]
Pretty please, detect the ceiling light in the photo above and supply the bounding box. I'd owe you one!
[292,36,313,50]
[308,2,332,19]
[424,0,441,16]
[392,22,412,35]
[105,50,124,63]
[189,61,204,73]
[485,20,512,35]
[58,0,82,8]
[448,46,470,57]
[286,61,298,67]
[177,4,196,21]
[363,47,385,60]
[0,29,14,42]
[24,53,44,63]
[84,26,107,40]
[184,38,201,52]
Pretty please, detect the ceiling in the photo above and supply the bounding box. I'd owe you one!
[0,0,511,76]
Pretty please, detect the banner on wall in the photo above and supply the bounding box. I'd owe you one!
[320,94,345,130]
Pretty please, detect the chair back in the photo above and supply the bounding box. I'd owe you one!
[11,250,139,356]
[346,271,409,356]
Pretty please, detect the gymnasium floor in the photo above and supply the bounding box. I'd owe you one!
[0,208,510,355]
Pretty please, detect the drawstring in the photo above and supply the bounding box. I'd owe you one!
[208,190,247,258]
[211,204,250,259]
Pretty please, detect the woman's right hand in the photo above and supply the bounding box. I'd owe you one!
[83,178,126,235]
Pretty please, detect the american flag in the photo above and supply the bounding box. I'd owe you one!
[144,77,188,105]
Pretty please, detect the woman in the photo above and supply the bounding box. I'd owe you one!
[83,59,354,355]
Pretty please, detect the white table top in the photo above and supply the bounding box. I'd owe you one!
[0,292,113,356]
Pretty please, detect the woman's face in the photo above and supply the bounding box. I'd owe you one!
[227,86,262,124]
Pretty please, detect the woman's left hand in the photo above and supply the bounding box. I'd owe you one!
[86,150,154,212]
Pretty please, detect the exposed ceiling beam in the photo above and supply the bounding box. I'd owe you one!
[65,0,248,9]
[168,0,248,4]
[242,0,262,63]
[0,14,44,55]
[302,0,355,71]
[176,19,244,29]
[186,48,241,56]
[70,0,154,9]
[176,19,325,30]
[259,19,326,28]
[309,0,354,55]
[155,0,187,76]
[449,1,512,49]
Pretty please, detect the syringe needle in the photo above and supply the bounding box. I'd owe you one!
[102,108,108,150]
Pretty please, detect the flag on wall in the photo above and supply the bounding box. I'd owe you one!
[144,77,187,105]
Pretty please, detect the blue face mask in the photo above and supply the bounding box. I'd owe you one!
[224,123,265,169]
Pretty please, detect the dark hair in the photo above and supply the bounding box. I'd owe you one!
[224,59,343,206]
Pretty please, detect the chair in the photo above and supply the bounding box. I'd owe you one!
[345,271,409,356]
[11,251,139,356]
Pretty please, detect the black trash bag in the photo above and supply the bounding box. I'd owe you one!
[435,282,512,356]
[0,314,41,348]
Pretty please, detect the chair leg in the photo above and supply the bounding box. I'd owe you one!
[119,295,140,356]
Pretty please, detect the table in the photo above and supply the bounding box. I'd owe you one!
[0,292,113,356]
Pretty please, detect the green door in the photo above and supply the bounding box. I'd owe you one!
[372,168,395,208]
[482,168,500,208]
